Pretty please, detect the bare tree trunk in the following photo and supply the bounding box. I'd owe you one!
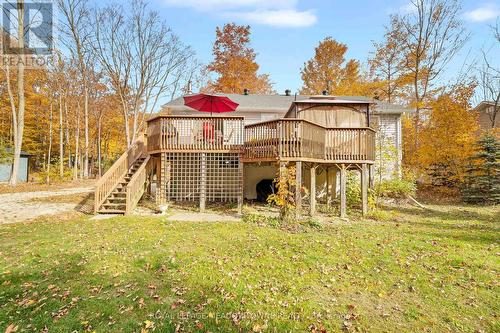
[97,114,102,177]
[59,94,64,178]
[9,1,26,186]
[46,102,54,184]
[83,87,89,178]
[64,99,71,168]
[73,101,80,180]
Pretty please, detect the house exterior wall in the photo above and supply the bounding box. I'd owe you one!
[244,163,277,199]
[372,114,402,180]
[478,105,500,130]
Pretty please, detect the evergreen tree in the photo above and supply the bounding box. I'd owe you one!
[462,135,500,204]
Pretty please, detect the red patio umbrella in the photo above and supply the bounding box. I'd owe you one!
[183,93,239,116]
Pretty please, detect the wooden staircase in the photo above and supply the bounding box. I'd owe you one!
[94,136,150,215]
[98,157,147,213]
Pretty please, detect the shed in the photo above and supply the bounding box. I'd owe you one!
[0,149,30,183]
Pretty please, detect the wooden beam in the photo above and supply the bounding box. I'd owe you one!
[237,155,243,215]
[157,153,167,205]
[310,164,317,216]
[361,163,368,215]
[199,153,207,212]
[339,164,347,218]
[295,161,302,219]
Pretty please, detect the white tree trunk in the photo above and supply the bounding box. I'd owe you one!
[59,94,64,178]
[83,87,89,178]
[9,2,26,186]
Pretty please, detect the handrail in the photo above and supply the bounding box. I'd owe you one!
[244,118,376,162]
[147,114,245,122]
[125,155,151,214]
[147,116,245,152]
[94,135,146,213]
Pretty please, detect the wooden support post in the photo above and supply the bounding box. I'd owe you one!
[361,164,368,215]
[368,164,375,190]
[165,160,171,202]
[156,153,167,205]
[310,164,317,216]
[326,167,332,207]
[200,153,207,212]
[237,156,243,215]
[339,164,347,218]
[295,161,302,219]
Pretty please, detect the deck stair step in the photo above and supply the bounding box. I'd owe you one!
[96,154,148,215]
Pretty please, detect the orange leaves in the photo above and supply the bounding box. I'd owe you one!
[404,83,479,185]
[205,23,274,94]
[300,37,364,96]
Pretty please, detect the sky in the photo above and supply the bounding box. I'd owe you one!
[151,0,500,96]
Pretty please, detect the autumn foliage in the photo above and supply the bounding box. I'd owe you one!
[403,83,479,187]
[205,23,274,94]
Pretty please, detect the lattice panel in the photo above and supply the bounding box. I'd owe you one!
[164,153,242,203]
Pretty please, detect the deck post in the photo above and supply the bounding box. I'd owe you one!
[310,164,317,216]
[237,156,243,215]
[156,153,167,205]
[368,164,375,190]
[165,160,171,202]
[339,164,347,218]
[200,153,207,212]
[361,164,368,215]
[295,161,302,219]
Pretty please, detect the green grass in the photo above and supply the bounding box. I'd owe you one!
[0,204,498,332]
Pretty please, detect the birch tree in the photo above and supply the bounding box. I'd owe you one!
[2,1,26,185]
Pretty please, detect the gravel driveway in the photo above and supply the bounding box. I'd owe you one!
[0,187,93,224]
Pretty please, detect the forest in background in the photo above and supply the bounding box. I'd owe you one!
[0,0,498,200]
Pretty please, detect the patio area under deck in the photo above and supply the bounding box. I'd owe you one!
[145,115,376,217]
[242,118,376,218]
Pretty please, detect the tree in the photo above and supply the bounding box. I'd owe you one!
[476,20,500,129]
[93,0,193,147]
[2,1,26,185]
[300,37,363,95]
[58,0,93,178]
[369,17,408,103]
[205,23,274,94]
[414,83,478,186]
[391,0,469,157]
[462,135,500,204]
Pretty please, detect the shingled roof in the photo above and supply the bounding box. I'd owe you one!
[163,94,412,115]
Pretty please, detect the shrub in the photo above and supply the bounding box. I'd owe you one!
[346,171,361,207]
[375,178,416,199]
[364,209,394,221]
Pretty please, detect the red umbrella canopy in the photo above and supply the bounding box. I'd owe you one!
[183,93,239,114]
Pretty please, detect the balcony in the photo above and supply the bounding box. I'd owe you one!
[146,115,245,153]
[146,116,375,163]
[243,119,375,163]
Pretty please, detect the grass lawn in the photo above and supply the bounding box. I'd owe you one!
[0,204,498,332]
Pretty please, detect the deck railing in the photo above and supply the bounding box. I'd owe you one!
[94,135,146,213]
[147,115,245,152]
[244,119,375,162]
[325,128,375,161]
[125,155,151,214]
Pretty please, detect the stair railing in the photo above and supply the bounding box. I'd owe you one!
[94,135,146,213]
[125,155,151,215]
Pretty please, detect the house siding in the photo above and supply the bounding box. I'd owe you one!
[373,114,402,180]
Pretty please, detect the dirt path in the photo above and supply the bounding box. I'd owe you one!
[0,187,93,224]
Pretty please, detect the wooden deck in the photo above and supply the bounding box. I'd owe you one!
[243,119,375,163]
[146,115,245,153]
[146,116,375,163]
